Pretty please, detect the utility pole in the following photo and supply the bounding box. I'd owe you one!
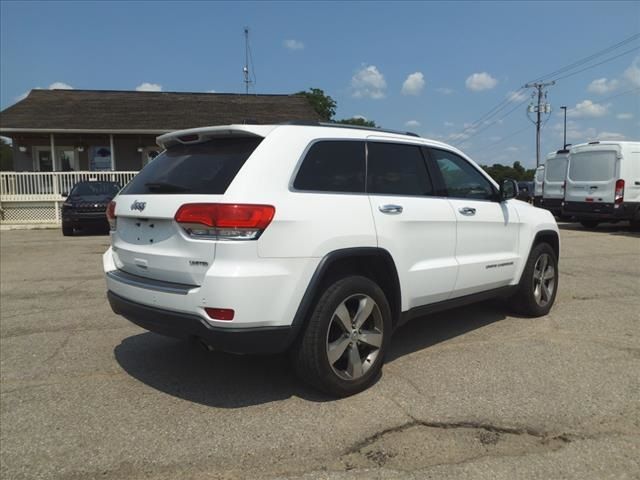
[243,27,252,94]
[524,81,555,167]
[560,106,568,149]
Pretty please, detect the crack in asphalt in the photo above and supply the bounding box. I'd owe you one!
[344,419,574,456]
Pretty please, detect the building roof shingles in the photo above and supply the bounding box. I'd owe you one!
[0,89,321,132]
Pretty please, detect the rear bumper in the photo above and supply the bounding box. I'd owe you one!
[108,291,299,354]
[562,201,639,220]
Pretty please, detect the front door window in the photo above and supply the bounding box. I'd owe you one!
[38,150,53,171]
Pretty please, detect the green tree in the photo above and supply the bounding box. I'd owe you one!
[482,161,535,183]
[296,88,336,121]
[334,117,377,127]
[0,137,13,171]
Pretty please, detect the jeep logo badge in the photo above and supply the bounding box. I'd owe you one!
[130,200,146,212]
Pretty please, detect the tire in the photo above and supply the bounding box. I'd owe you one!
[62,224,74,236]
[291,275,392,397]
[580,220,599,229]
[509,242,558,317]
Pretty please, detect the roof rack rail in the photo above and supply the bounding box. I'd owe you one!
[279,121,421,138]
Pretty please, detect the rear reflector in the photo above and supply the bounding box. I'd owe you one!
[106,201,117,230]
[175,203,275,240]
[615,179,625,204]
[205,308,234,321]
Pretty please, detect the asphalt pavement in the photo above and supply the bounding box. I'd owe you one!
[1,224,639,479]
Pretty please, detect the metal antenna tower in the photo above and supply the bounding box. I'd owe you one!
[243,27,252,94]
[524,81,555,167]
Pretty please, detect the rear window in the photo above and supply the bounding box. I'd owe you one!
[293,141,366,193]
[568,150,617,182]
[121,137,262,195]
[545,157,568,182]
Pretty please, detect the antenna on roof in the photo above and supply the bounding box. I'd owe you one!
[243,27,254,95]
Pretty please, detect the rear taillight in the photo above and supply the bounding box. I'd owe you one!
[615,179,625,205]
[106,201,116,230]
[174,203,275,240]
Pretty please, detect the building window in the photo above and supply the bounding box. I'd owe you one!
[90,146,112,171]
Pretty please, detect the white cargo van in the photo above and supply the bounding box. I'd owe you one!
[563,141,640,229]
[533,165,545,207]
[541,150,569,216]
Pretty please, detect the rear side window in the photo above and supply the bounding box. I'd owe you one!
[121,137,262,195]
[367,142,433,195]
[430,148,495,200]
[293,141,366,193]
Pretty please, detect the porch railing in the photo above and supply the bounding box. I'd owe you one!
[0,171,138,201]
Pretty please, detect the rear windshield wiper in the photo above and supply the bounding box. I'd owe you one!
[145,182,191,193]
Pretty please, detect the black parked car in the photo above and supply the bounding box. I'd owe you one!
[62,181,120,236]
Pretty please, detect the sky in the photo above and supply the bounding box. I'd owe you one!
[1,0,639,168]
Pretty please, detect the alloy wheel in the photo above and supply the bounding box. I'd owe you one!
[532,253,555,307]
[325,294,384,381]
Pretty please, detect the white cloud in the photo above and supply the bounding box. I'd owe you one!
[597,131,626,141]
[401,72,425,96]
[506,90,527,102]
[283,39,304,51]
[206,89,216,93]
[444,121,454,127]
[49,82,73,90]
[15,91,29,102]
[552,121,624,142]
[616,112,634,120]
[405,120,421,127]
[351,65,386,99]
[489,136,502,142]
[567,99,609,118]
[465,72,498,91]
[436,87,454,95]
[506,146,519,152]
[624,57,640,88]
[136,82,162,92]
[587,78,619,94]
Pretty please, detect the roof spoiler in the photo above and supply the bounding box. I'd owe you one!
[156,125,276,148]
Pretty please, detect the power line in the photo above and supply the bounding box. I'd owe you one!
[529,32,640,83]
[552,46,640,82]
[453,96,530,146]
[449,33,640,142]
[468,124,531,154]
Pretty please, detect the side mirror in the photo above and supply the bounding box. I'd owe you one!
[500,179,518,201]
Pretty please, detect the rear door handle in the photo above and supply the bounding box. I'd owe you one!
[458,207,476,216]
[379,204,403,214]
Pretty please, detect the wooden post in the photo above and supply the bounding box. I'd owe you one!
[109,134,116,171]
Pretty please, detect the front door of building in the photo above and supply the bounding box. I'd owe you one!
[38,150,53,171]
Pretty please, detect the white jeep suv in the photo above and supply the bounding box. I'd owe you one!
[104,123,560,397]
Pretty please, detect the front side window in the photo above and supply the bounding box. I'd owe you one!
[430,149,495,200]
[367,142,433,196]
[293,141,366,193]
